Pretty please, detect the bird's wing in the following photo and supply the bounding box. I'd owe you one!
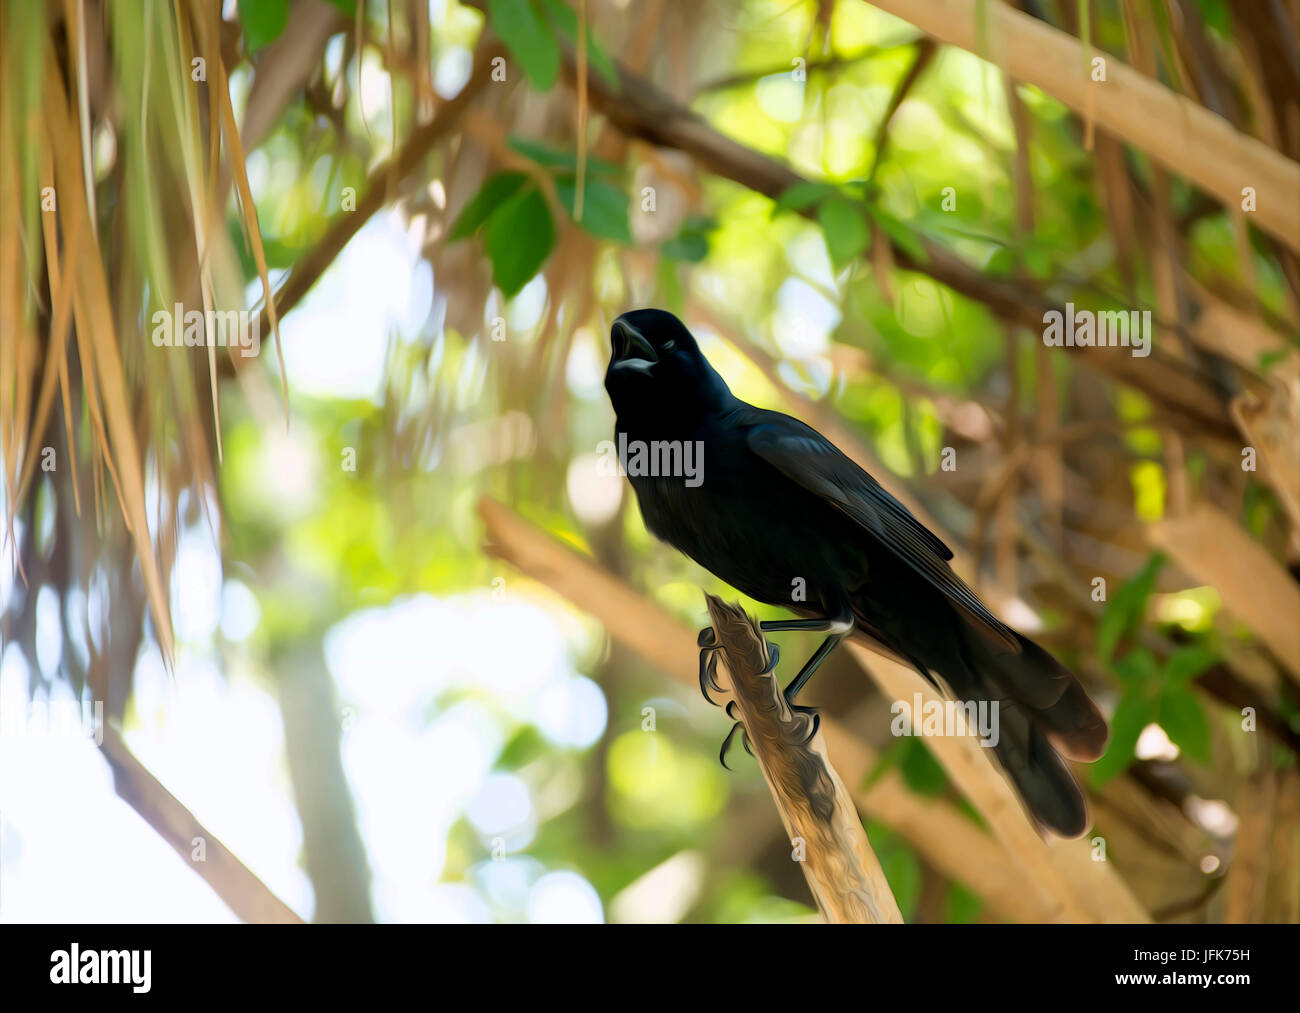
[746,414,1020,651]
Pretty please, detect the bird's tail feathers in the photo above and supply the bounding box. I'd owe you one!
[955,624,1107,837]
[974,630,1110,762]
[888,617,1107,838]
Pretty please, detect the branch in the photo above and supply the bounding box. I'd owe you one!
[844,643,1150,923]
[694,40,919,94]
[1224,768,1300,922]
[99,727,304,924]
[251,40,505,341]
[703,594,903,923]
[863,0,1300,252]
[238,0,347,156]
[548,39,1236,437]
[277,641,375,922]
[1148,503,1300,686]
[866,39,937,182]
[478,495,1103,922]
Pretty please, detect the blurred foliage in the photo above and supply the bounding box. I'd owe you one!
[3,0,1300,924]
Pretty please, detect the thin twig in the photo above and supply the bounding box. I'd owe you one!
[693,40,918,94]
[99,727,304,924]
[866,39,936,183]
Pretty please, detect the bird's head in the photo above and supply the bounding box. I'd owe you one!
[604,309,732,431]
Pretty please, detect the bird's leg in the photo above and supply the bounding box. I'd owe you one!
[697,625,780,706]
[757,618,846,633]
[778,613,852,746]
[701,614,847,760]
[782,614,852,704]
[698,614,850,704]
[696,615,844,646]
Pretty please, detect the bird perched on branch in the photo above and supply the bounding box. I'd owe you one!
[604,307,1108,838]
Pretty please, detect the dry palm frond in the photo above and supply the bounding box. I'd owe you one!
[1,1,289,693]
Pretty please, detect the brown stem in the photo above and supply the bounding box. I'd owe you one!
[99,727,303,924]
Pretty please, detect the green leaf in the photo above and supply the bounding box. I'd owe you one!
[1090,688,1156,785]
[448,172,529,241]
[1112,647,1161,687]
[878,840,922,919]
[555,174,631,242]
[662,217,715,262]
[1023,242,1054,280]
[1098,552,1165,663]
[1159,689,1211,763]
[1258,347,1289,372]
[865,203,927,264]
[498,725,547,767]
[771,181,836,217]
[817,195,870,269]
[484,186,555,296]
[508,136,621,178]
[489,0,560,90]
[899,738,948,796]
[227,218,307,274]
[946,882,982,924]
[861,737,907,791]
[240,0,289,52]
[1096,606,1130,667]
[863,821,921,919]
[537,0,619,88]
[985,247,1016,276]
[322,0,357,16]
[1164,645,1218,687]
[1192,0,1233,35]
[842,178,879,200]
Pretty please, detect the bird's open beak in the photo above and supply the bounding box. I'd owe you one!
[611,318,657,373]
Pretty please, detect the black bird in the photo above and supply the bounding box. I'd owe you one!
[604,308,1108,838]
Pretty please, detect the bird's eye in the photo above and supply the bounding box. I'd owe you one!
[662,339,677,352]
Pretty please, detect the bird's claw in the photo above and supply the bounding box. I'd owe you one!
[718,702,753,769]
[788,704,821,745]
[707,633,815,766]
[698,645,724,705]
[718,718,754,770]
